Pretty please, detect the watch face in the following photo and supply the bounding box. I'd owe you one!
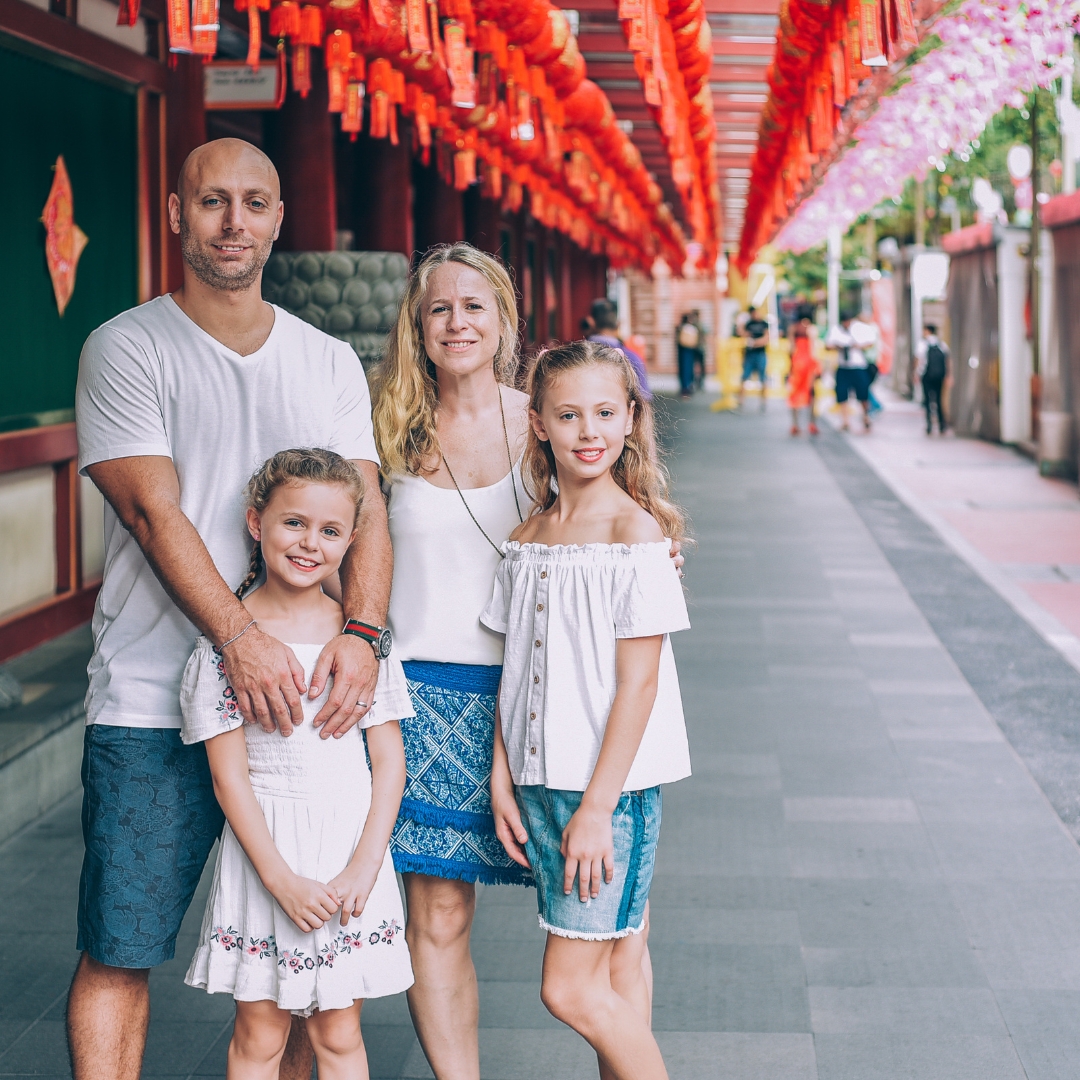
[377,628,393,658]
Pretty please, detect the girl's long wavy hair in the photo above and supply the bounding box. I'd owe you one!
[235,448,365,599]
[373,243,520,477]
[521,340,686,543]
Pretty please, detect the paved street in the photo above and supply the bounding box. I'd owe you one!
[4,398,1080,1078]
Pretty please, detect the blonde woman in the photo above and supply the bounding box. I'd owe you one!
[372,243,532,1080]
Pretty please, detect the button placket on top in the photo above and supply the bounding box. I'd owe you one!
[524,562,550,784]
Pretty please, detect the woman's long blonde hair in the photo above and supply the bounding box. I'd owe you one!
[373,243,520,477]
[235,448,365,599]
[521,340,686,543]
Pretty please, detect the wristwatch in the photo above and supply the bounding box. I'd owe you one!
[342,618,393,659]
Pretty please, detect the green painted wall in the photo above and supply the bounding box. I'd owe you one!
[0,38,138,432]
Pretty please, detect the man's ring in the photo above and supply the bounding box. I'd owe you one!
[355,701,369,710]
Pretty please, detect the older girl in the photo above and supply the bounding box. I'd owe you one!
[485,341,691,1080]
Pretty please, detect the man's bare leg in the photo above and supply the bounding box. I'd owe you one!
[67,953,150,1080]
[280,1017,315,1080]
[402,874,480,1080]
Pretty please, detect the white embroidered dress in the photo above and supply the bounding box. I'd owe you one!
[180,637,415,1015]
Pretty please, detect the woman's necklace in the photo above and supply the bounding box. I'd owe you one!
[440,388,524,557]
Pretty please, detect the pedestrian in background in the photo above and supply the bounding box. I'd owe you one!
[787,316,820,436]
[826,313,872,433]
[851,311,882,415]
[676,311,700,399]
[738,306,770,412]
[916,323,950,434]
[589,298,652,400]
[488,340,691,1080]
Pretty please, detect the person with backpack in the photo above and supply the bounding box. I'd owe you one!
[916,325,950,435]
[589,298,653,400]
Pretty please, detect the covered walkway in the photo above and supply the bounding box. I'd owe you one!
[4,402,1080,1079]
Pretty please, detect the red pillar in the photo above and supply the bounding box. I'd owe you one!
[413,161,464,253]
[266,60,337,251]
[164,54,206,290]
[558,235,574,342]
[465,189,503,257]
[340,130,413,254]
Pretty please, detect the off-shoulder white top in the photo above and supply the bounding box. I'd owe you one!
[480,540,691,792]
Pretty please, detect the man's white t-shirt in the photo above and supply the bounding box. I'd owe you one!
[75,295,380,729]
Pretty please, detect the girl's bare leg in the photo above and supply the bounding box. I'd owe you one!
[227,1000,292,1080]
[305,1002,367,1080]
[541,934,668,1080]
[402,874,480,1080]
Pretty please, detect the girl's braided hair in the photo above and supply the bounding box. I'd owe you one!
[235,448,366,600]
[521,340,686,544]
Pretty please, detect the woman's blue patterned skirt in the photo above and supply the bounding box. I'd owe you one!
[389,661,532,886]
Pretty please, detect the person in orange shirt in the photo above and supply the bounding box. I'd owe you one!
[787,316,820,436]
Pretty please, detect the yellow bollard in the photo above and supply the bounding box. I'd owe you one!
[711,338,792,411]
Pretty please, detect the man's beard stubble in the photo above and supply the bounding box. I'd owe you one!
[179,215,274,292]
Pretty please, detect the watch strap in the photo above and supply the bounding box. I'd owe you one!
[342,618,384,645]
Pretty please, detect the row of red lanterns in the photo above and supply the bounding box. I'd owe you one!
[141,0,686,267]
[617,0,719,267]
[737,0,924,274]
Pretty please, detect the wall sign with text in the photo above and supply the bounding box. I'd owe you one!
[204,56,286,111]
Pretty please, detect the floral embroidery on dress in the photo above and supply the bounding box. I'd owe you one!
[245,936,277,960]
[369,919,401,945]
[318,930,365,968]
[211,647,241,725]
[278,948,316,973]
[211,926,242,951]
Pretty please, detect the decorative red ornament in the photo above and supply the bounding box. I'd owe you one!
[116,0,140,28]
[298,5,323,47]
[41,156,88,318]
[858,0,886,65]
[407,0,432,52]
[342,80,364,135]
[290,41,311,95]
[270,1,301,41]
[166,0,192,52]
[445,21,476,107]
[892,0,918,50]
[191,0,220,56]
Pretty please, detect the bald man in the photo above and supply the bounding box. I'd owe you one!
[68,139,392,1080]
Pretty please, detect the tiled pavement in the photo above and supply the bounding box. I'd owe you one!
[4,397,1080,1078]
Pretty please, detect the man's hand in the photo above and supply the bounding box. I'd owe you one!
[309,634,379,738]
[221,626,307,735]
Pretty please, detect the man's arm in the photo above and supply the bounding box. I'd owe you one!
[309,459,393,736]
[86,455,306,733]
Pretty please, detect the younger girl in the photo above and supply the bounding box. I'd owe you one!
[483,342,691,1080]
[180,449,414,1079]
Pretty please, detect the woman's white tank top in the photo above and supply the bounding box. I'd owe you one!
[386,463,524,666]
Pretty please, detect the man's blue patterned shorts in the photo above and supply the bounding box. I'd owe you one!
[77,725,225,969]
